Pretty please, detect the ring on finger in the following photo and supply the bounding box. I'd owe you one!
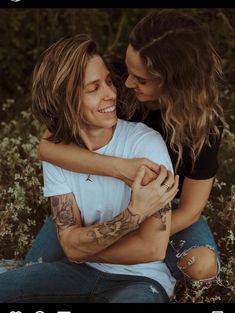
[162,182,171,190]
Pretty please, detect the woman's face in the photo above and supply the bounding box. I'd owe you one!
[81,55,117,131]
[125,44,161,102]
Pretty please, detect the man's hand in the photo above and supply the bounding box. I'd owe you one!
[128,165,179,222]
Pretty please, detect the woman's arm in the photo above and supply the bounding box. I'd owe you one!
[170,177,214,236]
[38,130,160,186]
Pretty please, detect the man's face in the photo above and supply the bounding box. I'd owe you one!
[81,55,117,132]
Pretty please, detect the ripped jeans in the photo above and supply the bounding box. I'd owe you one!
[165,200,221,283]
[24,204,221,284]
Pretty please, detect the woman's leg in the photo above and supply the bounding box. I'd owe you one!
[23,217,64,265]
[165,216,220,283]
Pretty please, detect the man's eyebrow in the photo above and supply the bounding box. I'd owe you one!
[85,73,111,87]
[85,79,99,87]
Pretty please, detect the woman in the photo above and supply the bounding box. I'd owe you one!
[0,34,179,303]
[31,9,224,284]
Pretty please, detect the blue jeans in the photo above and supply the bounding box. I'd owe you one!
[0,259,168,303]
[24,212,221,283]
[165,200,221,282]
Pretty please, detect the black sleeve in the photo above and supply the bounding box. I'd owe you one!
[184,127,223,180]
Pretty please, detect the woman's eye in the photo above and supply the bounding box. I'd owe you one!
[137,79,147,85]
[107,77,113,85]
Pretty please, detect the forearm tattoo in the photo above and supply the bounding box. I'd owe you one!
[153,204,172,231]
[86,209,139,246]
[51,195,76,234]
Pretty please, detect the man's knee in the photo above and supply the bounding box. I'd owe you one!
[178,246,218,281]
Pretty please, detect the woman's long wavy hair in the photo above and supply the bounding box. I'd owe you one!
[32,34,99,145]
[124,9,225,171]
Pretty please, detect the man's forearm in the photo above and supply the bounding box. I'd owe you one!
[84,209,172,264]
[65,207,142,262]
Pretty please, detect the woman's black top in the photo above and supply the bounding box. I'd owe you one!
[130,109,223,196]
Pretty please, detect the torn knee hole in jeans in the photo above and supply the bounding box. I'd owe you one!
[169,240,219,282]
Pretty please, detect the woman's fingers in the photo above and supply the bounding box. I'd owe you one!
[144,159,160,174]
[141,167,158,186]
[132,165,146,189]
[145,165,166,188]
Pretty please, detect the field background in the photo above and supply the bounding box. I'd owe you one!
[0,8,234,302]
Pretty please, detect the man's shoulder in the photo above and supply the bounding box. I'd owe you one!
[118,118,162,139]
[117,119,166,154]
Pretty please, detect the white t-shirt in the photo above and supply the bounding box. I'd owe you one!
[43,119,176,297]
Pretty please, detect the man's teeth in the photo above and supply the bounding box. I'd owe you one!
[99,106,116,113]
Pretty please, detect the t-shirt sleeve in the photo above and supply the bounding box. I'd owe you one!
[184,127,223,180]
[42,161,72,197]
[132,124,174,174]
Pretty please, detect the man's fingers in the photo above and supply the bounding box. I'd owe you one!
[163,176,179,201]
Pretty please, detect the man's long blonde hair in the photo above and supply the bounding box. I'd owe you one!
[32,34,98,145]
[124,9,225,171]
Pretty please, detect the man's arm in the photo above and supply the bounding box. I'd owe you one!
[51,192,140,263]
[52,166,178,264]
[86,207,172,264]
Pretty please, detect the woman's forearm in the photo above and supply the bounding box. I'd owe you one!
[39,138,122,178]
[170,177,214,236]
[170,208,199,236]
[39,138,161,187]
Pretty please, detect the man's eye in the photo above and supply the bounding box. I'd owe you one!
[88,85,99,92]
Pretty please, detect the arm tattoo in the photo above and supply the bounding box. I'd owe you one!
[86,209,139,246]
[153,204,172,231]
[51,194,76,233]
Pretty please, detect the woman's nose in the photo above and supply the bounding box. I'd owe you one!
[125,74,137,89]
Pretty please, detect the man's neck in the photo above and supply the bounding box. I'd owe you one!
[81,125,116,151]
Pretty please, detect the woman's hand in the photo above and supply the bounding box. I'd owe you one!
[128,165,179,222]
[117,157,161,187]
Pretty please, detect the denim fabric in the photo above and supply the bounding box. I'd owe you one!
[165,200,221,281]
[0,259,169,303]
[24,211,221,283]
[24,217,64,265]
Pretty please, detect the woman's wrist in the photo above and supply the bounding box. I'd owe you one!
[110,157,125,180]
